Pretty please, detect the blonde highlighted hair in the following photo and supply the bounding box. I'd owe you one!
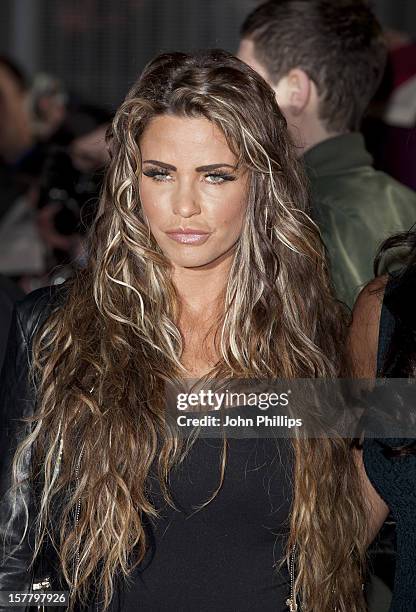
[8,50,367,611]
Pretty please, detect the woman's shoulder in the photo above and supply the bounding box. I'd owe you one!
[347,275,389,377]
[14,281,70,344]
[352,276,388,322]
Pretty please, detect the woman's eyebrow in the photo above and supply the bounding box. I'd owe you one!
[142,160,237,172]
[143,160,176,170]
[195,163,237,172]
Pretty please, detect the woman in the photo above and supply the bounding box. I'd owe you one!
[349,230,416,612]
[0,50,382,612]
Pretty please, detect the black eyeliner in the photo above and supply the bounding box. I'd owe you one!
[142,167,237,181]
[142,168,169,176]
[205,172,237,181]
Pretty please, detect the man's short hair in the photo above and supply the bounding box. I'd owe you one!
[241,0,387,132]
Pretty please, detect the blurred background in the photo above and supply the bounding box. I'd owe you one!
[1,0,415,110]
[0,0,415,303]
[2,0,254,110]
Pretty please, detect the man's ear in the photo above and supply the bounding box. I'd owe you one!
[275,68,311,116]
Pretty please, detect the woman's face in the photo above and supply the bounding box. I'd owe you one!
[139,115,248,270]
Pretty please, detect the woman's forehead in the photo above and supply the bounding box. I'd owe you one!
[139,115,237,167]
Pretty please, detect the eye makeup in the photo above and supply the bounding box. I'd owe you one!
[142,164,238,184]
[204,170,237,184]
[142,167,171,181]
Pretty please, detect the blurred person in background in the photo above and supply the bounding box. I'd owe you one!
[238,0,416,310]
[0,55,107,291]
[348,228,416,611]
[0,56,34,166]
[0,49,388,612]
[70,122,110,173]
[0,56,46,286]
[31,74,111,284]
[363,30,416,192]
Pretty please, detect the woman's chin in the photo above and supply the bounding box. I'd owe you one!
[161,242,237,271]
[170,256,217,270]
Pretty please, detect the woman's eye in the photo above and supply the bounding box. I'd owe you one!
[143,169,172,182]
[205,173,236,184]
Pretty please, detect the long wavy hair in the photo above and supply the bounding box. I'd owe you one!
[9,50,368,611]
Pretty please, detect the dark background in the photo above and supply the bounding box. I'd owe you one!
[0,0,414,111]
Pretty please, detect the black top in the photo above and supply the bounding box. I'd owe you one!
[93,436,294,612]
[0,284,294,612]
[0,284,293,611]
[363,268,416,612]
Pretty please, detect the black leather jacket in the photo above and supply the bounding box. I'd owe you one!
[0,285,65,611]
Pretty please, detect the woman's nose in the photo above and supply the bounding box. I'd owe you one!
[171,181,201,218]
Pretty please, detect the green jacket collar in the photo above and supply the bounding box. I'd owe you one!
[303,132,373,178]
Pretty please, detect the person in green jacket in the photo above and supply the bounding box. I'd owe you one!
[238,0,416,309]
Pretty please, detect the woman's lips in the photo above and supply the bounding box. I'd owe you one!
[165,231,210,245]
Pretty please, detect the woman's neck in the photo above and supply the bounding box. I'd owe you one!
[171,252,233,376]
[171,250,232,315]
